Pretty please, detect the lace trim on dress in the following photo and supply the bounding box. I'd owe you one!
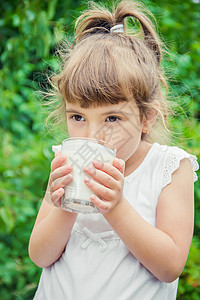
[52,145,62,153]
[162,148,199,189]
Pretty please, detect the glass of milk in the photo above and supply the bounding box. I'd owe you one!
[60,137,117,214]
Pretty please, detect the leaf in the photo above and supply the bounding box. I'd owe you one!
[0,207,15,233]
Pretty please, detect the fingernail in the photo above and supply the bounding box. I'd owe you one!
[66,164,72,170]
[84,165,91,172]
[84,176,91,183]
[66,174,72,180]
[58,188,63,194]
[93,160,100,164]
[120,159,124,166]
[93,160,102,167]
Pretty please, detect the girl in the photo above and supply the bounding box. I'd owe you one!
[29,1,199,299]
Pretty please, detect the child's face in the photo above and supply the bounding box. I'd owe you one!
[66,101,145,162]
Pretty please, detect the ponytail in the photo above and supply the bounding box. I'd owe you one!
[115,1,162,63]
[75,0,162,64]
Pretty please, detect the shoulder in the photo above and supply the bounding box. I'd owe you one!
[151,143,199,189]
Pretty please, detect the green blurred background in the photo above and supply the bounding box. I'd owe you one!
[0,0,199,299]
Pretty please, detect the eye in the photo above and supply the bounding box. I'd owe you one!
[71,114,85,122]
[106,116,120,122]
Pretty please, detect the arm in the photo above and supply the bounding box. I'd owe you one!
[84,157,194,283]
[29,153,77,268]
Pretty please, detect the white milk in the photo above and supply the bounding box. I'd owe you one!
[61,138,116,214]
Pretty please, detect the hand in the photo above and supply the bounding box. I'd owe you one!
[49,152,73,207]
[84,157,125,214]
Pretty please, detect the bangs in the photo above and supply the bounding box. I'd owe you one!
[56,34,160,113]
[57,36,137,108]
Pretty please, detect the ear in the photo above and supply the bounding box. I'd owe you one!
[142,101,159,134]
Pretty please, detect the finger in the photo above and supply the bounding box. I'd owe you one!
[84,166,116,189]
[55,151,61,157]
[84,176,114,201]
[51,188,64,207]
[92,160,123,181]
[90,194,112,212]
[50,174,73,193]
[113,158,125,175]
[51,154,67,172]
[50,164,73,183]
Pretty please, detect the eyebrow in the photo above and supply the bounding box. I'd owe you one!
[101,110,128,116]
[66,110,82,114]
[66,109,131,116]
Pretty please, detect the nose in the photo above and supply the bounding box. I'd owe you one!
[87,124,105,141]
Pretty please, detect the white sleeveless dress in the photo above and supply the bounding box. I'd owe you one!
[33,143,199,300]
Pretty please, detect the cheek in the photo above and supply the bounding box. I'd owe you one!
[112,127,142,161]
[66,124,73,137]
[67,121,83,137]
[116,137,140,161]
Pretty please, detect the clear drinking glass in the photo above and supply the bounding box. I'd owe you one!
[60,137,117,214]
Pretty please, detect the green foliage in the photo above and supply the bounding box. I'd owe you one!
[177,237,200,299]
[0,0,199,298]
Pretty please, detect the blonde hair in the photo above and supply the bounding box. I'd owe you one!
[46,0,171,142]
